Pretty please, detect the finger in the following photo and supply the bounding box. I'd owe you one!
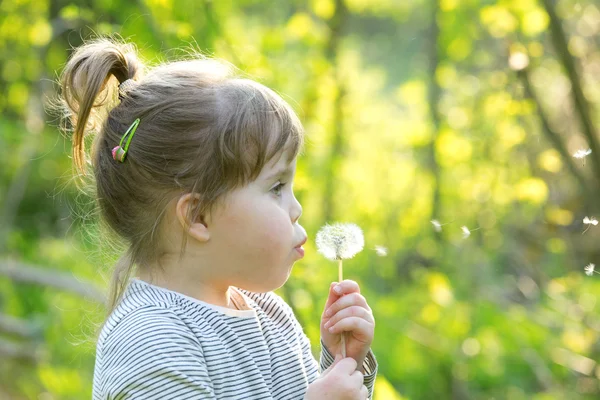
[331,357,358,375]
[321,354,343,377]
[324,306,374,329]
[360,385,368,399]
[325,292,371,318]
[328,317,374,336]
[323,282,340,312]
[332,279,360,296]
[351,370,364,385]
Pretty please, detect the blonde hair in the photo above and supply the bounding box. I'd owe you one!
[56,37,304,325]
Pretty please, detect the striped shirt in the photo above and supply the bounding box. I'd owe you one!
[92,278,378,399]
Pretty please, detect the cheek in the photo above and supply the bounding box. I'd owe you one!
[219,198,290,248]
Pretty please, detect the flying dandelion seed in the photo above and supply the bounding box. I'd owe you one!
[431,219,455,232]
[584,263,596,276]
[583,217,598,225]
[582,216,598,234]
[374,245,388,257]
[573,148,592,159]
[461,226,471,238]
[316,222,365,358]
[431,220,442,232]
[573,148,592,165]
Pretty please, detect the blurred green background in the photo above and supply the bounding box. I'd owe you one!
[1,0,600,398]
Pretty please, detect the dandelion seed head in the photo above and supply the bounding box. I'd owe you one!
[584,263,595,276]
[461,226,471,238]
[431,220,442,232]
[374,245,388,257]
[316,223,365,261]
[573,148,592,159]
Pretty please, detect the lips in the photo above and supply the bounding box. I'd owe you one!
[294,236,307,249]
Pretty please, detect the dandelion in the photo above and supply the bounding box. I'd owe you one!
[316,223,364,261]
[582,216,598,234]
[316,222,365,357]
[374,245,388,257]
[584,263,597,276]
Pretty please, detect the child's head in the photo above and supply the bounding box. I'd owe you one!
[58,37,305,312]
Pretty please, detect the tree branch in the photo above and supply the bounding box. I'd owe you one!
[0,314,41,339]
[541,0,600,183]
[517,68,594,200]
[322,0,349,222]
[427,0,443,242]
[0,260,104,303]
[0,338,42,363]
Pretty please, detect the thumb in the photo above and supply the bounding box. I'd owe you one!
[321,354,343,377]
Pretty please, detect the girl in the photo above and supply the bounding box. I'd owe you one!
[58,37,377,399]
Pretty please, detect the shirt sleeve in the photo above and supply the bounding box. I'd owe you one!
[93,305,216,400]
[319,339,378,400]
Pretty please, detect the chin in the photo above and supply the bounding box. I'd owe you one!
[244,272,291,293]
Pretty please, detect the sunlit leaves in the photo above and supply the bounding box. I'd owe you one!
[29,20,52,47]
[427,273,453,307]
[515,177,549,204]
[436,128,473,166]
[545,206,573,226]
[480,5,518,38]
[520,7,549,36]
[537,149,563,173]
[495,121,526,150]
[310,0,335,20]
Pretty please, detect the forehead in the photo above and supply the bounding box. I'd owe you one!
[260,145,297,176]
[269,135,298,165]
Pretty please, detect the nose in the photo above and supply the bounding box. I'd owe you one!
[291,194,302,224]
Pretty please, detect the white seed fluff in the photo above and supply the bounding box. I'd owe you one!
[573,148,592,159]
[461,226,471,238]
[431,220,442,232]
[585,263,595,276]
[583,216,598,226]
[316,223,365,261]
[374,245,388,257]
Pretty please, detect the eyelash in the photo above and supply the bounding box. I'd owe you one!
[271,182,286,196]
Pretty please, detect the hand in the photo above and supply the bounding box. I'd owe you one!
[304,354,368,400]
[321,280,375,372]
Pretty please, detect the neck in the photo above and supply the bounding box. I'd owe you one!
[136,268,236,309]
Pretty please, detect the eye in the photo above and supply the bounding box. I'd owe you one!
[270,182,286,196]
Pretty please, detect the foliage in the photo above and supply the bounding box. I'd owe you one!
[1,0,600,398]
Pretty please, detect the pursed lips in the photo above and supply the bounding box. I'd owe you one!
[294,236,307,249]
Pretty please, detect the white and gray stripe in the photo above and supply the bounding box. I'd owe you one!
[92,278,377,399]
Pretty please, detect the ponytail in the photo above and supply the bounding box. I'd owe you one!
[59,39,142,175]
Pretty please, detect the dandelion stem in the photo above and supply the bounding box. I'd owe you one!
[338,259,346,358]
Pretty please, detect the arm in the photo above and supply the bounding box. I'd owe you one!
[93,306,216,400]
[319,339,378,399]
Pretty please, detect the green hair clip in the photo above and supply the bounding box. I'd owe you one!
[111,118,140,162]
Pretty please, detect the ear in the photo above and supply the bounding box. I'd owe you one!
[175,193,210,243]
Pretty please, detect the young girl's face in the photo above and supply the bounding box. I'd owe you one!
[207,147,306,293]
